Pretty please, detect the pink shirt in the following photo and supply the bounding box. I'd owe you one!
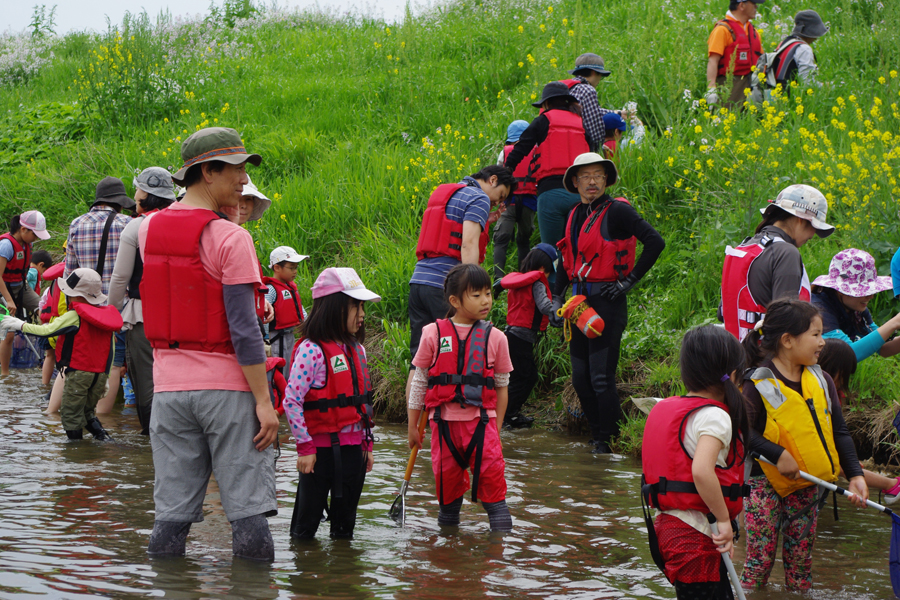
[138,203,262,392]
[284,339,374,456]
[413,320,513,421]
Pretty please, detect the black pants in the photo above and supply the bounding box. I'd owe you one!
[569,293,628,443]
[290,444,367,539]
[674,561,734,600]
[506,332,538,419]
[408,283,450,367]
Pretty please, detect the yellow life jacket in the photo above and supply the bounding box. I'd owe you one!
[749,365,840,497]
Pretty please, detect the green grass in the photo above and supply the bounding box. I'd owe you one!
[2,0,900,456]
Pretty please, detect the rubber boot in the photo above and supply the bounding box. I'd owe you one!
[232,514,274,562]
[85,418,111,441]
[148,520,192,556]
[65,429,83,440]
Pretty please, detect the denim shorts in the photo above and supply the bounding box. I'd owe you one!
[112,330,126,368]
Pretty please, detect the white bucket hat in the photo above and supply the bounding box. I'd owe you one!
[760,184,834,238]
[242,177,272,222]
[563,152,619,193]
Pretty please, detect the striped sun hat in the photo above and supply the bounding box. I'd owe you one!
[171,127,261,185]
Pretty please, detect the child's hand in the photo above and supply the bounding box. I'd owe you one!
[712,520,734,557]
[297,454,316,474]
[263,301,274,324]
[847,476,869,508]
[366,452,374,473]
[776,450,800,479]
[408,421,422,450]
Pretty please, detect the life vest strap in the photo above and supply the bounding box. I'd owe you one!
[154,340,235,354]
[305,391,373,413]
[647,476,750,502]
[434,406,490,503]
[427,373,495,389]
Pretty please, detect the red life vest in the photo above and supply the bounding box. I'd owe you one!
[557,198,637,283]
[265,356,287,415]
[721,234,811,341]
[39,263,65,324]
[0,233,31,284]
[415,183,490,264]
[425,319,497,409]
[559,78,581,89]
[641,396,748,519]
[503,145,537,197]
[255,261,267,320]
[264,276,304,330]
[716,19,762,77]
[501,270,551,331]
[141,208,235,354]
[55,302,124,373]
[528,109,590,182]
[771,40,806,86]
[293,339,374,435]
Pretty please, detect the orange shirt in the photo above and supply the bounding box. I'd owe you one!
[707,12,761,57]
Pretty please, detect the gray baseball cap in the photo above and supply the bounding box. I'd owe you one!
[133,167,176,201]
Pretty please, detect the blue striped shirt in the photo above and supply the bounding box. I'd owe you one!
[410,177,490,289]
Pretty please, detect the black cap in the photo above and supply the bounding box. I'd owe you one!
[532,81,579,108]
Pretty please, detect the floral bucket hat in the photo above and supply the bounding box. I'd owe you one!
[812,248,893,298]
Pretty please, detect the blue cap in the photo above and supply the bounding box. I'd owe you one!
[534,242,558,272]
[602,113,627,132]
[506,120,529,143]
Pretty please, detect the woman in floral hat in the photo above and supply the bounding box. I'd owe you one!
[811,247,900,503]
[811,248,900,361]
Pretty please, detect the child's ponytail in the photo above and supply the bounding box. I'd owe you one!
[680,325,750,452]
[8,215,21,234]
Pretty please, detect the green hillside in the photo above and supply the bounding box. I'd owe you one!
[2,0,899,456]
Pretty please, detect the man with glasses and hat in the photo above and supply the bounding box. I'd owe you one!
[505,81,590,282]
[706,0,765,109]
[109,166,177,435]
[554,153,665,454]
[65,176,135,413]
[559,52,617,151]
[138,127,279,561]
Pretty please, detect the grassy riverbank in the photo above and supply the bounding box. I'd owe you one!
[2,0,899,460]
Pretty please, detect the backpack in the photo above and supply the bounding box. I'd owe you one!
[749,37,805,104]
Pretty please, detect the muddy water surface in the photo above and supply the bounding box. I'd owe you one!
[0,368,893,599]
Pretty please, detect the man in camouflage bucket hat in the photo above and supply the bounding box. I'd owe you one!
[140,127,278,561]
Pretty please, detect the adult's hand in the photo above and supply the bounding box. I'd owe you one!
[487,206,503,226]
[705,89,719,106]
[366,451,374,473]
[847,476,869,508]
[600,274,638,301]
[263,300,274,324]
[253,401,280,451]
[776,450,800,480]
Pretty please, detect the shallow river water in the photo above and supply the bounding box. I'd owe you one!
[0,368,894,599]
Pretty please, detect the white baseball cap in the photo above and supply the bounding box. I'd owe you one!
[311,267,381,302]
[269,245,309,268]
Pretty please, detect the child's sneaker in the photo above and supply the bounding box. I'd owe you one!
[884,478,900,505]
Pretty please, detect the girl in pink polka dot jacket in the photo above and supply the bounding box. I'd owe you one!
[283,267,381,540]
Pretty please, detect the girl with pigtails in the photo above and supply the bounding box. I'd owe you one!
[641,324,749,599]
[740,298,867,591]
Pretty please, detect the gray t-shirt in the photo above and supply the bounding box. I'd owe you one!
[746,225,806,307]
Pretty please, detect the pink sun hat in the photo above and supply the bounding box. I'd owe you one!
[311,267,381,302]
[812,248,893,298]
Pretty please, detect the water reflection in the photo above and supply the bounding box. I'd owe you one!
[0,367,893,599]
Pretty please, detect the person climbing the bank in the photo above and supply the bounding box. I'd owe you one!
[505,82,589,271]
[265,245,309,379]
[706,0,764,110]
[407,264,513,532]
[554,153,664,454]
[139,127,278,561]
[0,211,50,376]
[641,325,749,599]
[492,120,537,293]
[816,339,900,505]
[810,248,900,362]
[1,268,123,441]
[560,52,616,151]
[407,165,513,393]
[109,166,177,435]
[740,299,867,591]
[500,243,561,429]
[750,9,828,104]
[720,184,833,341]
[66,176,134,413]
[285,267,378,540]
